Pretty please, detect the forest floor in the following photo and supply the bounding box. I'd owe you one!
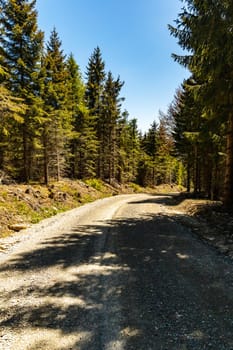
[0,179,233,260]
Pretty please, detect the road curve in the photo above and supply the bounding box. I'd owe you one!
[0,194,233,349]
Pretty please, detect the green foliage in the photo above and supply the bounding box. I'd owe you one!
[0,1,184,191]
[84,178,104,191]
[0,0,44,182]
[128,183,142,193]
[169,1,233,203]
[40,28,72,184]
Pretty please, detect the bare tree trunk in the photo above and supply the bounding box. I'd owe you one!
[43,130,49,185]
[223,111,233,207]
[23,127,29,183]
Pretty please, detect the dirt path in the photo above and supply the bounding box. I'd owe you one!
[0,194,233,349]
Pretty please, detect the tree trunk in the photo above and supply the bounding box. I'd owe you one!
[23,127,29,183]
[223,111,233,207]
[43,131,49,185]
[186,157,191,193]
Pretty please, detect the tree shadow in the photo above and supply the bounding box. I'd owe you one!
[1,210,233,349]
[130,193,188,207]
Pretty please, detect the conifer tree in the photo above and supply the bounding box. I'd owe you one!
[114,112,140,183]
[66,53,98,179]
[0,0,44,181]
[75,105,98,179]
[0,65,25,174]
[125,117,141,182]
[85,46,105,178]
[66,53,85,178]
[169,0,233,205]
[169,81,200,192]
[170,77,225,197]
[155,115,175,185]
[101,71,124,182]
[41,28,71,184]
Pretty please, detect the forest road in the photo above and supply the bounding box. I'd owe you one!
[0,193,233,350]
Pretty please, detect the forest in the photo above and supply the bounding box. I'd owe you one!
[0,0,233,207]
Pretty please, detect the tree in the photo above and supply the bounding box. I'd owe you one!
[40,28,71,184]
[169,0,233,205]
[0,0,44,181]
[121,116,141,182]
[66,53,86,178]
[85,46,105,177]
[101,71,124,182]
[0,65,26,174]
[75,105,98,179]
[169,80,201,192]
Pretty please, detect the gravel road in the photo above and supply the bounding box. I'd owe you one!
[0,194,233,350]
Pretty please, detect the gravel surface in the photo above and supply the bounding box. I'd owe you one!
[0,194,233,349]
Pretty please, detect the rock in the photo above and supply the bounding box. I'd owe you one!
[8,223,30,232]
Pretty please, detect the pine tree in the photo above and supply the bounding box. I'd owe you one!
[142,121,158,184]
[66,53,85,178]
[169,0,233,205]
[170,77,225,197]
[0,0,44,181]
[75,105,98,179]
[40,28,71,184]
[85,46,105,178]
[101,71,124,182]
[0,65,25,174]
[66,53,98,179]
[155,115,175,185]
[124,117,141,182]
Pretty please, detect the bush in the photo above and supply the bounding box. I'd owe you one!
[84,178,104,191]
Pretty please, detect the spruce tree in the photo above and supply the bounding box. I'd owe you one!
[41,28,71,184]
[66,53,98,179]
[169,0,233,205]
[0,0,44,181]
[66,53,85,178]
[0,65,25,174]
[101,71,124,182]
[114,111,139,183]
[85,46,105,178]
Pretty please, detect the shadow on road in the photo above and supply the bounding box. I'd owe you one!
[129,192,188,207]
[1,209,233,349]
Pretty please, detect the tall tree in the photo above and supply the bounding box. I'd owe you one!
[169,0,233,205]
[85,46,105,178]
[101,71,124,182]
[66,53,98,179]
[0,0,44,181]
[0,65,25,174]
[41,28,71,184]
[66,53,85,178]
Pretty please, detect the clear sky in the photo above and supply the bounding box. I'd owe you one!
[35,0,189,132]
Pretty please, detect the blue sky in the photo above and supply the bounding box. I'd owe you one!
[36,0,189,132]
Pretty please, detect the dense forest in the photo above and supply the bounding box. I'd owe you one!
[0,0,233,207]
